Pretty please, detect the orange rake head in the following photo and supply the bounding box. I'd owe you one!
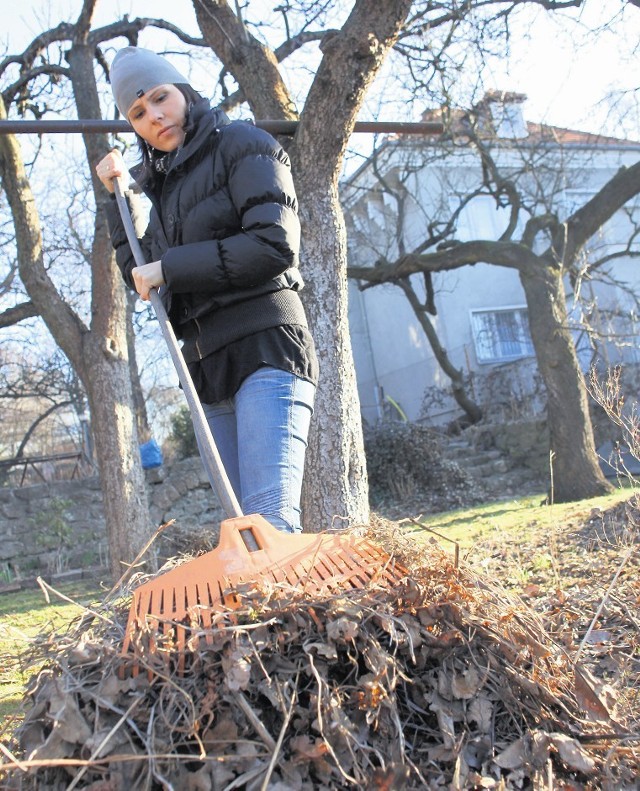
[121,514,406,672]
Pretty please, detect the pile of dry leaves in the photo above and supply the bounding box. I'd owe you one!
[1,516,638,790]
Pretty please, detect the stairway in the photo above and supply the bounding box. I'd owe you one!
[440,434,543,499]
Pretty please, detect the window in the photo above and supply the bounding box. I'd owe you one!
[470,306,534,364]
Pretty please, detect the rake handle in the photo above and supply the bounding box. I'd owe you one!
[112,180,243,520]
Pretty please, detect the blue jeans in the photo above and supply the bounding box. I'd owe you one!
[199,368,315,533]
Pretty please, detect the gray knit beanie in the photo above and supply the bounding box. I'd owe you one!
[110,47,190,117]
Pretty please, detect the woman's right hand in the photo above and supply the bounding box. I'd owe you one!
[95,149,127,193]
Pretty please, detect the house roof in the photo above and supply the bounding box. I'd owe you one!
[418,94,640,147]
[343,93,640,189]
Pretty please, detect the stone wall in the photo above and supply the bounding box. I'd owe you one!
[0,457,225,584]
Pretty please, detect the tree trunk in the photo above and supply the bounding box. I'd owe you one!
[66,41,152,578]
[83,337,152,576]
[519,262,612,502]
[0,58,151,580]
[296,180,369,530]
[288,0,414,528]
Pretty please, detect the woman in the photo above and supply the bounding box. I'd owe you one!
[96,46,318,534]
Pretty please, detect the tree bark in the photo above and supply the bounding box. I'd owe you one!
[518,262,612,501]
[291,0,415,529]
[296,182,369,527]
[192,0,297,120]
[0,301,38,327]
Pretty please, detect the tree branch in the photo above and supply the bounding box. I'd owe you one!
[13,400,73,459]
[293,0,413,181]
[0,301,39,328]
[194,0,296,119]
[551,159,640,266]
[348,239,539,285]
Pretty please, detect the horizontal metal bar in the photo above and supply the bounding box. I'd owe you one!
[0,119,443,135]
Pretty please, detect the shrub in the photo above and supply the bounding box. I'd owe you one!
[168,406,198,460]
[364,421,486,513]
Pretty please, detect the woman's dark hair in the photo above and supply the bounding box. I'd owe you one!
[135,83,203,175]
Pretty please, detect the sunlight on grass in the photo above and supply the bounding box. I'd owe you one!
[0,580,104,728]
[406,483,635,550]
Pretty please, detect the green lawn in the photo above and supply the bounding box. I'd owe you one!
[410,484,634,549]
[0,580,105,730]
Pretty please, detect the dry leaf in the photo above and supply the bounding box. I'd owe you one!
[222,653,251,691]
[185,765,213,790]
[583,629,611,645]
[326,617,359,643]
[304,640,338,660]
[468,695,493,732]
[451,666,482,699]
[429,692,456,749]
[371,762,411,789]
[28,730,76,763]
[51,697,92,744]
[550,733,596,774]
[574,664,614,723]
[290,735,330,762]
[494,736,526,770]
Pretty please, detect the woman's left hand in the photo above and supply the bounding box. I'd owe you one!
[132,260,165,301]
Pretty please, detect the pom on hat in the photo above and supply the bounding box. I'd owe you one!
[110,46,190,117]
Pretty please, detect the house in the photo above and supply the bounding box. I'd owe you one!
[341,91,640,428]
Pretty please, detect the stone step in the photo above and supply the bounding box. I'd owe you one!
[444,447,504,465]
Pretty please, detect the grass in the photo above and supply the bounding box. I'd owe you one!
[0,580,105,730]
[409,483,634,552]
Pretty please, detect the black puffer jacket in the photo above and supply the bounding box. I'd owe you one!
[106,100,307,362]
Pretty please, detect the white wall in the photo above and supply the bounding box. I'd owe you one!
[344,135,640,425]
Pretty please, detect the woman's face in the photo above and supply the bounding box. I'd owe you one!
[128,84,188,152]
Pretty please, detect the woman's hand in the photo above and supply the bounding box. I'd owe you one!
[95,149,127,193]
[132,260,165,301]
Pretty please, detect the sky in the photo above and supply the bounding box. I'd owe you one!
[3,0,639,141]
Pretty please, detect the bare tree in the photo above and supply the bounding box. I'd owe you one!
[0,3,160,577]
[345,148,483,425]
[348,95,640,501]
[0,350,83,460]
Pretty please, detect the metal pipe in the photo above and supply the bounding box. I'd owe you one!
[0,119,443,135]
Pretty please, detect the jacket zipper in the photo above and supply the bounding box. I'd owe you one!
[194,318,203,360]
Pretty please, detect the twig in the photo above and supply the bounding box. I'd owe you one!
[0,751,272,772]
[574,543,638,665]
[260,680,298,791]
[65,697,142,790]
[36,577,114,625]
[0,741,28,774]
[233,691,277,752]
[104,519,176,599]
[408,518,460,568]
[306,652,358,785]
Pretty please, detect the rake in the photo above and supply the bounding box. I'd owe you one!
[112,179,407,668]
